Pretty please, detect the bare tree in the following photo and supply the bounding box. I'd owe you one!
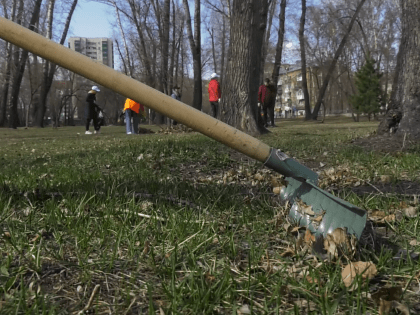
[182,0,202,110]
[34,0,78,127]
[271,0,287,88]
[310,0,367,120]
[0,0,17,127]
[8,0,43,129]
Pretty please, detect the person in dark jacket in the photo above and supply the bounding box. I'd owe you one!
[85,85,101,134]
[171,86,181,126]
[258,78,276,127]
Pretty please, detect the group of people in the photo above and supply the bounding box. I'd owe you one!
[84,85,146,135]
[84,76,277,134]
[207,73,277,128]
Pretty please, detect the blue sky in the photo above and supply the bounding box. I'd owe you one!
[68,0,114,39]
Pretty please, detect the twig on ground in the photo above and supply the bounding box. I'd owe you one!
[123,297,137,315]
[77,284,100,314]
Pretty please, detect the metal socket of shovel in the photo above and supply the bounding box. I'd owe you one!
[0,17,367,239]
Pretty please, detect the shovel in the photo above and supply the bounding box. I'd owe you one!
[0,17,367,239]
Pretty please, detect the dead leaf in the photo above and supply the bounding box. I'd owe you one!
[142,241,150,255]
[304,229,316,245]
[410,239,419,246]
[290,226,302,233]
[380,175,392,184]
[283,223,291,232]
[404,206,418,218]
[237,304,251,314]
[379,299,392,315]
[254,173,264,181]
[296,200,315,216]
[383,214,396,222]
[30,234,40,243]
[393,301,410,315]
[205,272,215,283]
[370,210,386,220]
[312,214,325,223]
[3,231,11,238]
[306,275,319,284]
[342,261,377,289]
[270,176,285,188]
[324,228,356,260]
[273,187,282,195]
[370,211,396,223]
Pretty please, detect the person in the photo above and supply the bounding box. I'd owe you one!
[124,98,145,134]
[292,105,297,118]
[171,86,181,126]
[208,73,221,118]
[258,78,276,127]
[85,85,101,134]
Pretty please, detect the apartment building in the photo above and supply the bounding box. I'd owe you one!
[276,64,319,113]
[68,37,114,68]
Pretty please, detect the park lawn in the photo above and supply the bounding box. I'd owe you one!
[0,117,419,314]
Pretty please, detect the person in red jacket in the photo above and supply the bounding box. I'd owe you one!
[258,78,276,127]
[208,73,221,118]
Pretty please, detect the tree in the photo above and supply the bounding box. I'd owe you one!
[8,0,43,129]
[350,56,382,121]
[299,0,311,120]
[13,0,77,127]
[182,0,202,110]
[0,0,17,127]
[310,0,367,120]
[378,0,420,137]
[219,0,269,134]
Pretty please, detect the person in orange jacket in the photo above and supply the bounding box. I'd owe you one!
[208,73,221,118]
[124,98,145,134]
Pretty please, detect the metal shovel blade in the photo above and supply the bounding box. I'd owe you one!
[265,148,367,239]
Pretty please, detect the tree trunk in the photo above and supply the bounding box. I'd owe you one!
[168,0,177,93]
[0,0,17,127]
[311,0,367,120]
[113,0,132,77]
[128,0,154,86]
[259,0,276,84]
[271,0,286,86]
[9,0,42,129]
[219,0,269,135]
[35,0,77,127]
[183,0,202,110]
[0,41,12,127]
[299,0,311,120]
[220,15,226,86]
[378,0,420,137]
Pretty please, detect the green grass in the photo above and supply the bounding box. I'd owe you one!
[1,118,419,314]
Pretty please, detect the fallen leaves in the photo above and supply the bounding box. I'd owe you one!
[324,228,357,260]
[319,166,363,189]
[369,210,396,223]
[341,261,377,290]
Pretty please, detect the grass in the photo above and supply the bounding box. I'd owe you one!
[0,117,419,314]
